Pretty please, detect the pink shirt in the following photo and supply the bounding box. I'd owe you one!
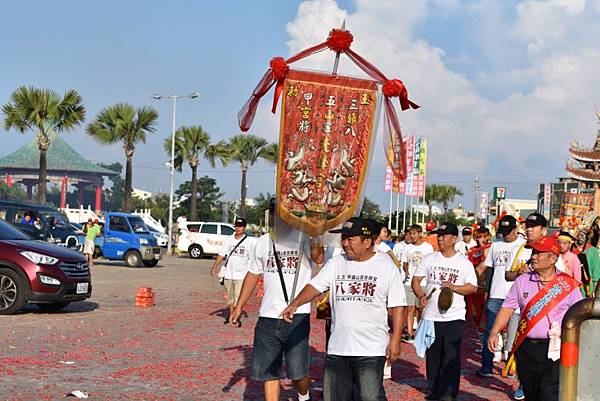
[561,251,582,284]
[502,271,582,339]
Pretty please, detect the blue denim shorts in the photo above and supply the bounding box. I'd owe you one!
[250,314,310,381]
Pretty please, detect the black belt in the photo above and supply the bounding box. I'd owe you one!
[524,337,549,344]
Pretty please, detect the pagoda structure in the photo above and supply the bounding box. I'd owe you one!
[567,112,600,185]
[0,131,117,212]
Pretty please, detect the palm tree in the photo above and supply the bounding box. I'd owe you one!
[87,103,159,212]
[2,86,85,204]
[227,134,277,217]
[425,184,444,219]
[164,125,229,220]
[438,185,464,216]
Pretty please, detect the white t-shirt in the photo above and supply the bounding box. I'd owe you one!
[414,252,478,322]
[401,242,434,284]
[249,234,313,318]
[218,234,256,280]
[393,241,408,260]
[310,252,407,356]
[454,239,477,256]
[484,237,526,299]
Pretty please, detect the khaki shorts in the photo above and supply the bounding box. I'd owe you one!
[224,279,243,306]
[83,239,95,255]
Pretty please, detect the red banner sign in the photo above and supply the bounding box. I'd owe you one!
[277,70,378,236]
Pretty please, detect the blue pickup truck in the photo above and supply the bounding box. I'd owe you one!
[93,212,165,267]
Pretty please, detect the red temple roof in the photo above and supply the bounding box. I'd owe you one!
[568,146,600,162]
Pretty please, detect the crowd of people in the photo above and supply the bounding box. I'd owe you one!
[208,201,598,401]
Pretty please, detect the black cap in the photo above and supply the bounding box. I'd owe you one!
[329,218,375,237]
[434,222,459,236]
[462,227,472,235]
[525,212,547,228]
[497,215,517,235]
[476,226,490,235]
[234,218,247,227]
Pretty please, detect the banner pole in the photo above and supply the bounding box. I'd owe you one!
[394,190,400,233]
[402,191,408,231]
[388,185,393,230]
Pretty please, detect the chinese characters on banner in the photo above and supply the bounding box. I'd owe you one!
[278,70,379,236]
[384,166,393,192]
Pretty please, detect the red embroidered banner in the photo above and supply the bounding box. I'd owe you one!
[276,70,378,236]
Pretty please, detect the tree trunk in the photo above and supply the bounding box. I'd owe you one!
[428,201,433,219]
[240,167,248,218]
[190,166,198,221]
[123,154,133,212]
[38,149,47,205]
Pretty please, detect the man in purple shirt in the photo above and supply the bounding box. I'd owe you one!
[487,236,582,401]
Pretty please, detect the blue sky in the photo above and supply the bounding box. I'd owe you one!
[2,0,600,214]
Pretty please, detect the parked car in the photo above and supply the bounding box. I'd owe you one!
[148,225,168,248]
[0,218,92,314]
[176,221,235,259]
[93,212,165,267]
[0,200,81,249]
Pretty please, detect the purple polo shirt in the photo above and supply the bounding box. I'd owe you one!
[502,271,582,339]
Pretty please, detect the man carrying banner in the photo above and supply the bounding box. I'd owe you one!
[229,200,324,401]
[487,236,582,401]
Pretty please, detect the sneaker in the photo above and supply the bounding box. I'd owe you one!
[405,335,415,344]
[401,334,410,343]
[503,350,509,361]
[513,386,524,400]
[475,370,494,378]
[219,278,225,286]
[493,351,502,363]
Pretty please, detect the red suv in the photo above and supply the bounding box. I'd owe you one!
[0,219,92,314]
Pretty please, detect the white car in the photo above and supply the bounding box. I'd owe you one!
[177,221,235,259]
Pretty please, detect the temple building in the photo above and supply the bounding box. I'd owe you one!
[566,113,600,185]
[0,131,117,212]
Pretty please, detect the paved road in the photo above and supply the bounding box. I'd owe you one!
[0,254,515,400]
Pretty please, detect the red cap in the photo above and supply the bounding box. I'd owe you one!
[525,235,560,255]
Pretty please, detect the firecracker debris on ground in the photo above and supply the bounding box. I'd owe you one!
[0,255,515,400]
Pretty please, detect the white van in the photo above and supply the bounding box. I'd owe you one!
[176,221,235,259]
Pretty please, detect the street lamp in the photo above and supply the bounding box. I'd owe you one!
[151,92,199,253]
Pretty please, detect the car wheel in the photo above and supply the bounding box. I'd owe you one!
[36,302,70,311]
[188,244,203,259]
[93,246,102,259]
[0,268,27,315]
[125,250,142,267]
[142,259,159,267]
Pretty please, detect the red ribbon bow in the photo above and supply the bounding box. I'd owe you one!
[383,79,419,111]
[270,57,289,113]
[326,29,353,53]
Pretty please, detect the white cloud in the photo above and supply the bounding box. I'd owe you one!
[247,0,600,211]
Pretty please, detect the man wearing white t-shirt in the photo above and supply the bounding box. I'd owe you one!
[281,218,407,401]
[210,218,255,326]
[475,215,525,378]
[229,201,324,401]
[454,227,476,256]
[401,224,434,342]
[412,222,478,401]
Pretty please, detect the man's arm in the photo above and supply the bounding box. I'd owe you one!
[387,250,402,268]
[487,307,516,352]
[475,262,488,278]
[280,284,322,323]
[210,255,225,277]
[411,276,428,308]
[309,241,325,265]
[387,305,405,362]
[229,272,260,325]
[441,282,478,296]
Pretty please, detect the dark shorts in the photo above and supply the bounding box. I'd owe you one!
[250,314,310,381]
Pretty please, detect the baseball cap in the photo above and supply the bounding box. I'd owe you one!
[525,212,547,228]
[462,227,472,235]
[497,215,517,235]
[434,222,459,236]
[329,218,375,237]
[525,235,560,255]
[557,231,576,243]
[234,218,247,227]
[476,226,490,235]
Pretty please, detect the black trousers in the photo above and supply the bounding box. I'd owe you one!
[515,338,559,401]
[425,320,464,398]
